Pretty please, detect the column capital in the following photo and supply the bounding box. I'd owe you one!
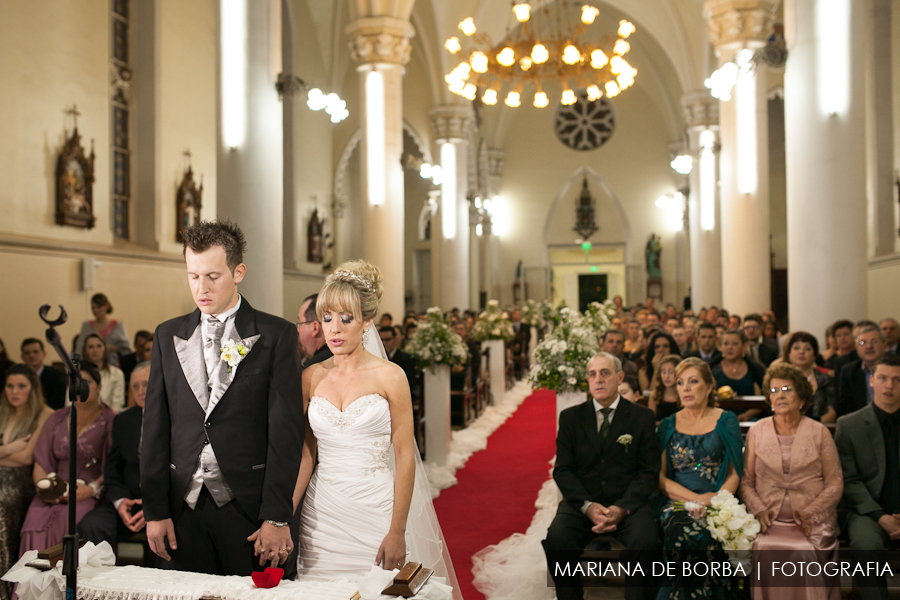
[346,16,414,66]
[681,91,719,129]
[703,0,776,49]
[428,105,475,143]
[487,148,506,178]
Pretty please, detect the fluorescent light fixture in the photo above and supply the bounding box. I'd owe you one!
[699,129,716,231]
[735,71,757,195]
[441,143,456,239]
[365,70,385,206]
[221,0,247,149]
[818,0,849,116]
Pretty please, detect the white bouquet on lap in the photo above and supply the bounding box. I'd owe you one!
[677,489,761,550]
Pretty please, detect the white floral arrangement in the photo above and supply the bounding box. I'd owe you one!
[404,307,469,372]
[220,341,249,373]
[616,434,633,453]
[676,489,761,551]
[537,299,561,329]
[582,300,617,337]
[527,307,599,393]
[520,299,544,328]
[469,300,515,343]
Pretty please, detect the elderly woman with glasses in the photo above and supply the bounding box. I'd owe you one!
[739,363,843,600]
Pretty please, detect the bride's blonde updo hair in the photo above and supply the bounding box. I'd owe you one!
[316,259,384,323]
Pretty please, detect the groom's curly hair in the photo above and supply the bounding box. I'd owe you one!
[182,220,246,273]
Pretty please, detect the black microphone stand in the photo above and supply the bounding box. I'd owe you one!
[39,305,90,600]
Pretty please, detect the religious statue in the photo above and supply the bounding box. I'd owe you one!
[645,234,662,279]
[307,208,324,263]
[175,150,203,242]
[55,106,96,229]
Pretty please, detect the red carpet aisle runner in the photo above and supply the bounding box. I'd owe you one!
[433,389,557,600]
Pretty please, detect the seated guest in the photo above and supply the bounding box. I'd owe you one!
[638,332,677,391]
[712,329,765,420]
[0,365,53,600]
[740,363,843,600]
[823,319,855,372]
[820,325,837,365]
[19,361,115,557]
[880,318,899,354]
[20,338,68,410]
[656,357,743,600]
[728,314,742,329]
[744,314,779,367]
[685,322,722,366]
[297,293,332,367]
[401,321,417,350]
[601,330,638,383]
[0,338,13,379]
[624,318,641,355]
[79,362,149,548]
[120,330,151,385]
[671,326,691,357]
[784,331,837,423]
[76,293,132,367]
[664,317,679,336]
[380,326,418,388]
[834,354,900,599]
[647,354,681,422]
[834,320,879,381]
[83,333,126,412]
[379,312,393,327]
[618,377,640,403]
[837,325,885,417]
[543,352,660,600]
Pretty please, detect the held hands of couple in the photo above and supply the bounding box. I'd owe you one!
[587,503,627,534]
[375,529,406,571]
[248,521,294,568]
[116,498,145,532]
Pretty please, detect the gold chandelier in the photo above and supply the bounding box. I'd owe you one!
[444,2,637,108]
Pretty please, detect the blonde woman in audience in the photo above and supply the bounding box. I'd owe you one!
[76,293,132,367]
[647,354,681,421]
[0,365,53,600]
[83,333,126,412]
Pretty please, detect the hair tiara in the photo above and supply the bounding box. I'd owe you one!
[333,270,373,292]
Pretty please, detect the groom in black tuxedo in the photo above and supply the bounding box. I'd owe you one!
[142,220,304,576]
[543,352,660,600]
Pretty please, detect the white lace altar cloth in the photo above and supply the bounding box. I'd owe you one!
[5,543,451,600]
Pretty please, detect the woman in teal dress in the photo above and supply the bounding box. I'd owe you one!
[657,357,745,600]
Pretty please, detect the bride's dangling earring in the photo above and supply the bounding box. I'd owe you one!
[363,329,369,346]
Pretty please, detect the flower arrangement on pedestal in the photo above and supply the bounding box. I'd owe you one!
[582,299,617,337]
[528,307,600,393]
[520,299,545,329]
[405,307,469,372]
[537,299,566,329]
[469,300,515,343]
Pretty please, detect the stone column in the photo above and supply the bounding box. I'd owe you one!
[867,0,894,257]
[705,0,775,315]
[485,149,505,302]
[682,91,723,310]
[218,0,284,315]
[429,104,475,311]
[784,0,867,332]
[347,16,413,319]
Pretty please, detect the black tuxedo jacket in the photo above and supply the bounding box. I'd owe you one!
[554,397,660,513]
[141,299,304,524]
[105,406,142,502]
[390,349,419,386]
[837,360,869,417]
[40,366,68,410]
[685,348,722,367]
[304,343,333,369]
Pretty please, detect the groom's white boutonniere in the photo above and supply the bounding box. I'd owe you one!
[617,434,633,453]
[220,341,249,373]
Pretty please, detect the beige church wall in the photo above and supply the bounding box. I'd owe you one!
[868,256,900,320]
[495,85,682,309]
[0,1,112,244]
[893,0,900,254]
[283,272,328,320]
[157,0,218,254]
[0,245,194,359]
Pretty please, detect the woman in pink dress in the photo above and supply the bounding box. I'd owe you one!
[740,363,843,600]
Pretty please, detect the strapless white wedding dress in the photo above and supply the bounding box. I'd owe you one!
[297,394,395,581]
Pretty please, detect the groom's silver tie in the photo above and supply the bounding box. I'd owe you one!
[205,318,225,386]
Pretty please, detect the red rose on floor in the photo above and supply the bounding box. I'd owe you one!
[251,567,284,588]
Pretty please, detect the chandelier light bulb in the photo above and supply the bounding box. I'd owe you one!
[562,45,582,65]
[586,84,602,101]
[605,80,620,97]
[456,62,471,79]
[448,79,465,95]
[483,88,499,105]
[462,83,478,100]
[470,51,489,73]
[531,43,549,64]
[617,73,634,89]
[610,55,626,74]
[561,89,577,105]
[670,155,693,175]
[618,20,636,38]
[497,47,516,67]
[306,88,327,111]
[614,39,631,55]
[520,56,533,71]
[533,91,549,108]
[581,5,600,25]
[419,163,433,179]
[505,91,521,107]
[444,37,461,54]
[513,3,531,22]
[590,49,609,69]
[431,165,444,186]
[459,18,476,36]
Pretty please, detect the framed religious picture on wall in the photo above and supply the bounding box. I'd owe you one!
[55,124,96,229]
[176,166,203,242]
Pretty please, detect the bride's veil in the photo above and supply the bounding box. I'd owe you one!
[363,323,463,600]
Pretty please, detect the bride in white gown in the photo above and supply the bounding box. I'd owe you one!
[293,260,460,598]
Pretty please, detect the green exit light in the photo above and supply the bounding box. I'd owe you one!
[581,241,592,251]
[590,266,599,273]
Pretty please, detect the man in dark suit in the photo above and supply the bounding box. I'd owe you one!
[835,320,880,381]
[142,221,304,576]
[599,330,638,383]
[685,322,722,367]
[835,353,900,600]
[380,326,418,385]
[510,307,530,379]
[297,293,332,368]
[543,352,660,600]
[20,338,67,409]
[742,314,778,367]
[80,361,152,546]
[838,325,886,417]
[120,330,152,384]
[880,318,899,355]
